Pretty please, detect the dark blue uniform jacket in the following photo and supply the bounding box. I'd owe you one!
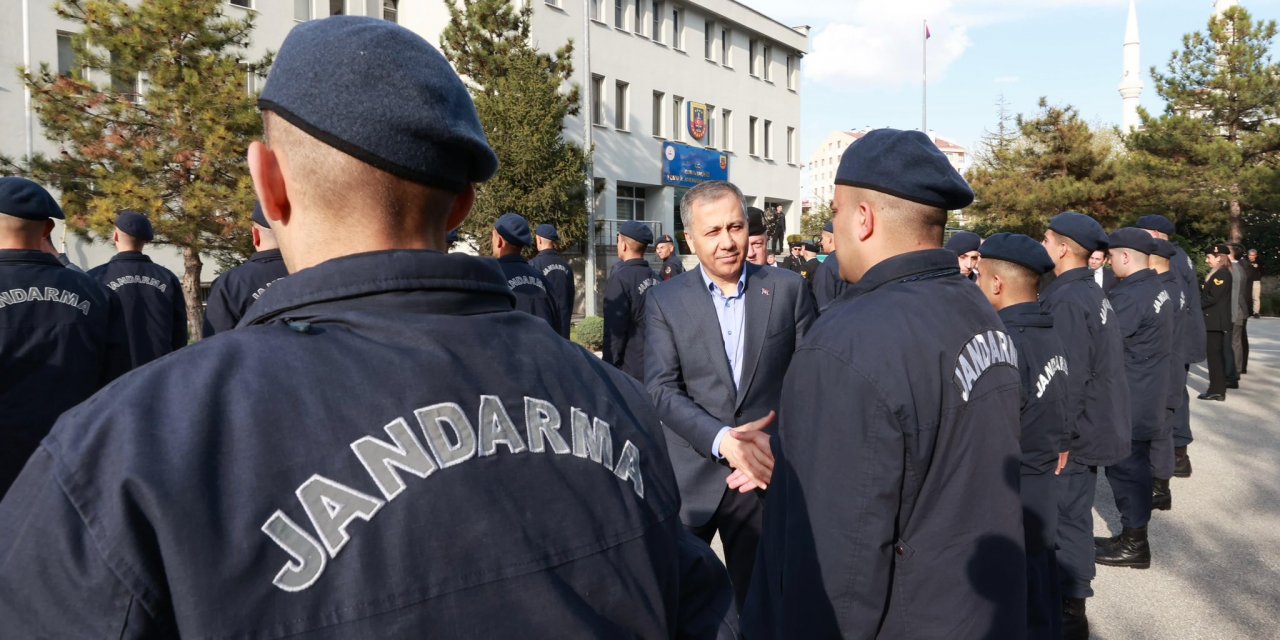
[0,250,735,639]
[1158,271,1186,413]
[1202,267,1233,331]
[1171,247,1207,364]
[1109,268,1175,442]
[999,302,1071,474]
[202,248,288,336]
[660,255,685,281]
[0,250,130,497]
[1039,267,1132,466]
[811,251,847,312]
[496,254,560,333]
[603,258,658,380]
[529,249,574,338]
[88,252,187,367]
[744,250,1027,640]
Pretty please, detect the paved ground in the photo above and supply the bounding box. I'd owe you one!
[711,319,1280,638]
[1090,317,1280,639]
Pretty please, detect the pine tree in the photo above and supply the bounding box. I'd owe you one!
[440,0,590,255]
[966,99,1136,236]
[0,0,266,340]
[1127,6,1280,243]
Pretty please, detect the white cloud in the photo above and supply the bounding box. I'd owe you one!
[738,0,1129,88]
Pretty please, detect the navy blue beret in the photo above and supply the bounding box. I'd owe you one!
[822,221,834,233]
[251,202,268,227]
[115,211,154,242]
[446,229,459,245]
[747,207,766,236]
[657,234,675,245]
[619,220,654,246]
[835,128,974,210]
[979,233,1055,275]
[259,16,497,193]
[945,231,982,255]
[1136,214,1175,236]
[802,241,819,252]
[0,177,64,220]
[1108,227,1157,255]
[1048,212,1109,252]
[1207,243,1230,256]
[495,212,532,247]
[1151,239,1177,259]
[789,240,803,248]
[535,224,559,242]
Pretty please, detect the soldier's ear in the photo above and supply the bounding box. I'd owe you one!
[248,141,289,227]
[856,200,875,242]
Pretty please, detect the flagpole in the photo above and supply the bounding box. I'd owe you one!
[922,20,928,133]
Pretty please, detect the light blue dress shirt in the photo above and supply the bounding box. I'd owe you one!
[699,268,747,459]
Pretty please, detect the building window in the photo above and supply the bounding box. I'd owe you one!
[721,28,730,66]
[722,109,732,150]
[704,21,714,60]
[615,0,625,28]
[786,55,797,90]
[56,32,77,78]
[762,45,772,81]
[592,74,605,126]
[671,8,682,50]
[617,186,647,221]
[786,126,796,164]
[748,39,758,76]
[672,96,684,142]
[330,0,345,16]
[748,116,758,155]
[294,0,312,20]
[763,120,773,158]
[615,81,629,131]
[243,63,264,96]
[705,105,717,148]
[229,0,251,8]
[633,0,643,34]
[382,0,397,22]
[652,91,664,136]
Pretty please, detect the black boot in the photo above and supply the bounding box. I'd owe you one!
[1096,526,1150,568]
[1174,447,1192,478]
[1094,532,1120,549]
[1063,597,1089,640]
[1153,478,1172,511]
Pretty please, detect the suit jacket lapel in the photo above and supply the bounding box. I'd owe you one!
[736,264,773,410]
[684,266,737,394]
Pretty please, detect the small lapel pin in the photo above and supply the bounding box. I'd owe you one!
[761,288,771,296]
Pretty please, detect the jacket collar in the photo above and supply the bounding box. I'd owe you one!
[1040,266,1093,298]
[0,249,63,267]
[999,301,1053,328]
[619,258,650,267]
[1112,267,1156,291]
[846,249,959,299]
[498,254,529,265]
[110,251,152,263]
[249,249,284,263]
[241,250,515,326]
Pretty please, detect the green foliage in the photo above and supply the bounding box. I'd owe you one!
[1127,6,1280,245]
[786,233,803,245]
[966,99,1138,236]
[441,0,590,255]
[0,0,267,338]
[571,315,604,351]
[801,202,831,241]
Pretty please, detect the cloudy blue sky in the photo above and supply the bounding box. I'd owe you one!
[739,0,1280,163]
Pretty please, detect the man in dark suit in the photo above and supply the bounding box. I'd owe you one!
[1200,245,1234,401]
[645,180,816,607]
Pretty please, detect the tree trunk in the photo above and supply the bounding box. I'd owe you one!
[183,245,205,342]
[1229,183,1244,244]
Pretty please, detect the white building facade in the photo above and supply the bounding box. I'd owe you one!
[2,0,806,303]
[806,128,967,209]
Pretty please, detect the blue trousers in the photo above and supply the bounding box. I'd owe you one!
[1023,472,1061,639]
[1105,440,1153,529]
[1056,461,1097,599]
[1174,364,1194,448]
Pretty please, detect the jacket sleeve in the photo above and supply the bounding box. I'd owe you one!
[675,529,738,640]
[1049,303,1090,439]
[602,275,628,366]
[103,289,133,383]
[0,448,169,638]
[201,275,235,338]
[793,277,817,342]
[644,294,730,458]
